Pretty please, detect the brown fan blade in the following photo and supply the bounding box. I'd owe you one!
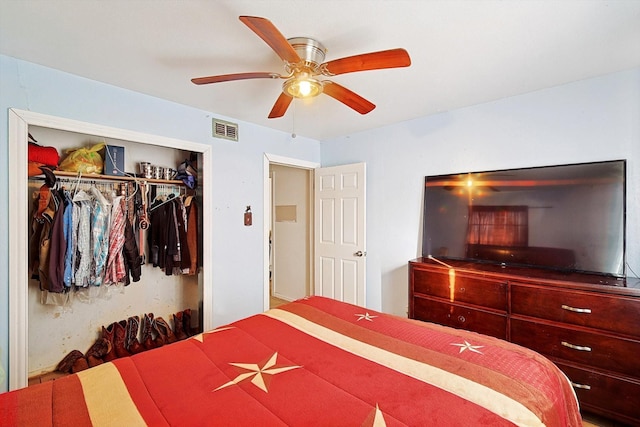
[268,92,294,118]
[239,16,301,64]
[321,48,411,76]
[191,72,282,85]
[322,81,375,115]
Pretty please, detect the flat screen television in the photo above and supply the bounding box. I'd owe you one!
[422,160,626,278]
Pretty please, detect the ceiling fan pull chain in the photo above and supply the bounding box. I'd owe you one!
[291,99,297,139]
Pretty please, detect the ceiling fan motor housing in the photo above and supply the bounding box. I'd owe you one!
[287,37,326,71]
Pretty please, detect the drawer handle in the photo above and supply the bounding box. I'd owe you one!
[561,341,592,352]
[457,315,466,323]
[561,304,591,314]
[570,381,591,390]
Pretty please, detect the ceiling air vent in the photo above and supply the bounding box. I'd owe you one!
[212,118,238,141]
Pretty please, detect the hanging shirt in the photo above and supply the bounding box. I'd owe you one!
[122,216,142,285]
[73,190,92,287]
[90,186,111,286]
[184,197,199,275]
[105,196,126,285]
[62,191,75,287]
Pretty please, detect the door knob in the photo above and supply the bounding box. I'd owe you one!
[354,251,366,257]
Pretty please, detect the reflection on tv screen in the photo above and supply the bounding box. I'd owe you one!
[422,160,625,277]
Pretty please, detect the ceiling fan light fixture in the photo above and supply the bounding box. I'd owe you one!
[283,76,322,98]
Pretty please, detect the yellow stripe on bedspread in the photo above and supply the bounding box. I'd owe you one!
[264,308,545,427]
[76,362,147,426]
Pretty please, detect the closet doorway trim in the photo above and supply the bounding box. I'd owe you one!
[8,108,213,390]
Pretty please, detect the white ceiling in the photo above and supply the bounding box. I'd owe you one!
[1,0,639,141]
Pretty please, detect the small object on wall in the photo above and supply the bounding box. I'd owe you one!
[275,205,297,222]
[244,206,252,226]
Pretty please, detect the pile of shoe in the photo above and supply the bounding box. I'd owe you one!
[56,308,195,374]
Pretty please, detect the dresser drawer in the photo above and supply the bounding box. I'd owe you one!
[411,267,507,311]
[555,361,640,425]
[412,296,507,339]
[511,283,640,337]
[510,318,640,377]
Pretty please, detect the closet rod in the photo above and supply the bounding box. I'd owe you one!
[30,170,185,186]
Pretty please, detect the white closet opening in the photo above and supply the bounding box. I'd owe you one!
[8,109,213,390]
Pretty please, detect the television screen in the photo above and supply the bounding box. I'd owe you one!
[422,160,626,277]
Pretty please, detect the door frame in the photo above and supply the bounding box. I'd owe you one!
[8,108,214,390]
[263,153,319,311]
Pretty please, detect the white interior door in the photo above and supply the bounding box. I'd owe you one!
[314,162,366,306]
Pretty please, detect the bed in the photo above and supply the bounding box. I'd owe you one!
[1,296,581,426]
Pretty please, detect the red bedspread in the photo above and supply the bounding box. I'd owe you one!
[1,297,581,426]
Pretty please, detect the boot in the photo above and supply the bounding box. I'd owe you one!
[142,313,157,350]
[57,349,85,373]
[71,356,89,373]
[126,316,144,354]
[87,355,103,368]
[173,311,188,340]
[114,320,132,358]
[85,337,111,367]
[86,337,111,359]
[151,316,165,348]
[155,317,177,344]
[182,308,193,337]
[101,323,117,362]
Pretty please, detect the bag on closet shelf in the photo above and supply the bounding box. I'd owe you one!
[28,133,60,176]
[175,158,197,189]
[59,142,105,174]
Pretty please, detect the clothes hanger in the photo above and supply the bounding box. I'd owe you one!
[149,193,177,212]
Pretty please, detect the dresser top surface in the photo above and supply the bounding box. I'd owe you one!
[410,258,640,295]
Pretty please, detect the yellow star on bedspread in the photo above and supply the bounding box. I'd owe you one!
[362,404,387,427]
[213,352,301,393]
[451,340,484,354]
[355,312,377,322]
[191,326,234,342]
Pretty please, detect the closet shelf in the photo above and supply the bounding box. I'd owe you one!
[34,170,185,186]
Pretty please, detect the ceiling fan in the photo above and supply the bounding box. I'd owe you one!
[191,16,411,119]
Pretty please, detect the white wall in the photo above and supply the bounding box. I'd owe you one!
[321,68,640,316]
[0,54,321,391]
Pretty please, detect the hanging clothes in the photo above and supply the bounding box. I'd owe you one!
[72,190,93,288]
[46,187,67,293]
[105,196,126,285]
[182,196,199,275]
[122,216,142,285]
[165,197,182,276]
[147,194,188,276]
[28,183,60,291]
[148,196,168,269]
[28,175,202,303]
[62,190,75,288]
[90,186,111,286]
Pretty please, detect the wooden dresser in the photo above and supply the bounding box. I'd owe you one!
[409,257,640,425]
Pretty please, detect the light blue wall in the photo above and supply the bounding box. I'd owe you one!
[0,54,321,391]
[2,54,638,392]
[322,68,640,315]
